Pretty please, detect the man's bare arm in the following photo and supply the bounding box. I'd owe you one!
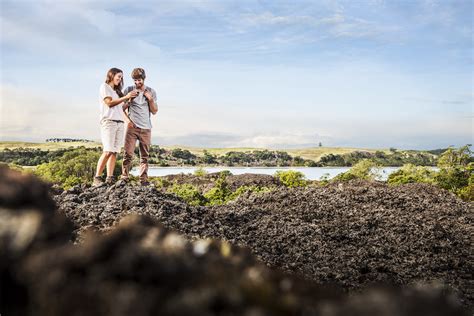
[144,90,158,115]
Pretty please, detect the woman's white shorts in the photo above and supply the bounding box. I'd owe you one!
[100,119,124,153]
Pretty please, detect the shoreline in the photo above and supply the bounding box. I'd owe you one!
[145,165,436,168]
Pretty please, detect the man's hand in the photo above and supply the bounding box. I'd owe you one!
[144,89,158,114]
[144,90,153,100]
[127,121,137,129]
[127,90,138,99]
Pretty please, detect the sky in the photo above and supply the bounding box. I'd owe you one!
[0,0,472,149]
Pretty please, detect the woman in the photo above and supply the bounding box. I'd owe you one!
[93,68,137,186]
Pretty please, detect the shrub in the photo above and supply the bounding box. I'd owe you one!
[434,145,472,196]
[334,159,381,182]
[205,182,273,206]
[168,183,205,206]
[387,164,436,185]
[194,167,208,177]
[150,177,171,189]
[219,170,233,177]
[388,145,473,201]
[274,170,307,188]
[34,148,119,189]
[204,174,231,205]
[458,180,474,201]
[166,172,273,206]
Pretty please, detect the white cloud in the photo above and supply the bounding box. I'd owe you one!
[1,0,161,63]
[240,12,315,26]
[0,84,98,141]
[318,13,346,25]
[0,1,471,150]
[230,10,402,48]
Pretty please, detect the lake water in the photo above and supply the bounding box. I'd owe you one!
[132,166,404,181]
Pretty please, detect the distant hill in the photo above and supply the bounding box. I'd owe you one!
[46,138,95,143]
[0,141,101,150]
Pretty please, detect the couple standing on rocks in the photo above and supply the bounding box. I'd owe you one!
[93,67,158,187]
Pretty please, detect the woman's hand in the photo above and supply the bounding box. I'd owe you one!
[126,90,138,99]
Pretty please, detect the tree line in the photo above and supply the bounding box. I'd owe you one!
[2,145,470,201]
[46,138,94,143]
[0,145,445,168]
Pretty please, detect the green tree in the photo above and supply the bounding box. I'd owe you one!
[202,150,217,164]
[35,148,120,189]
[387,145,473,201]
[171,148,196,160]
[435,145,473,197]
[293,156,306,166]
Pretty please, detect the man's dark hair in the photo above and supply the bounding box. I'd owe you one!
[132,68,146,80]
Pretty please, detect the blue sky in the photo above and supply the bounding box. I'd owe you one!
[0,0,472,149]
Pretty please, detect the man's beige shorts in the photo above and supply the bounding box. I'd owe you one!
[100,119,124,153]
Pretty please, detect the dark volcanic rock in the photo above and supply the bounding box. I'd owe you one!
[162,172,282,192]
[0,165,73,315]
[55,178,473,309]
[212,182,473,307]
[22,215,336,316]
[1,166,471,315]
[224,173,281,190]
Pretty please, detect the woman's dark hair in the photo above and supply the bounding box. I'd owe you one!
[105,68,124,97]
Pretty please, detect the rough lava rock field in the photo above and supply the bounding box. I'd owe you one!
[55,177,473,308]
[1,165,472,315]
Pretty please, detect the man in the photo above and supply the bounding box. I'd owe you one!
[121,68,158,186]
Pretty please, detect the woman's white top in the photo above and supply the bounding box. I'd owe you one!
[99,83,124,122]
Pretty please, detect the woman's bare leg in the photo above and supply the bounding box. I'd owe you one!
[106,153,117,177]
[95,152,112,177]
